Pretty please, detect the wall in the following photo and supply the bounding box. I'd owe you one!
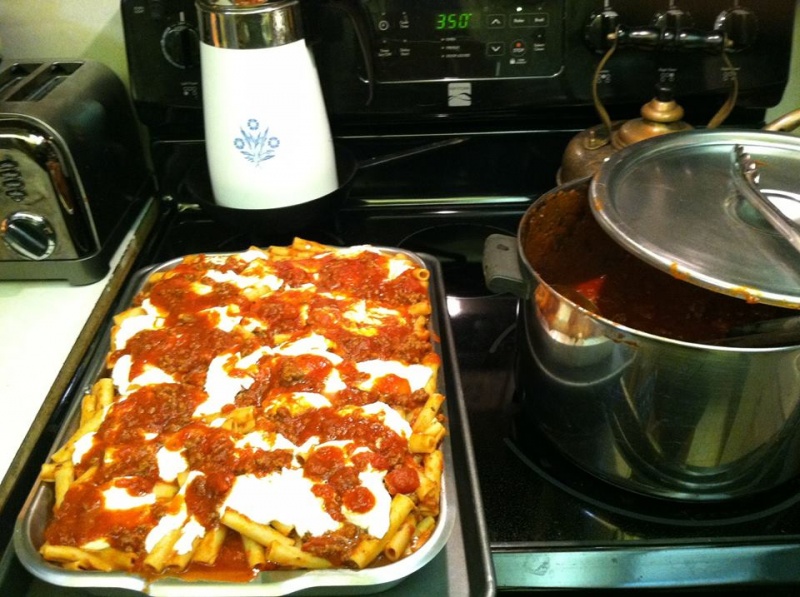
[0,0,797,123]
[0,1,128,83]
[771,0,800,123]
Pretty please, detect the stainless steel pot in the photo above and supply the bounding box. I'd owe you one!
[484,177,800,501]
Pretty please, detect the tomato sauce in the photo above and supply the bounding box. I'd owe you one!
[99,384,206,443]
[524,186,793,342]
[44,481,157,554]
[343,486,376,513]
[185,472,233,528]
[385,465,421,495]
[41,245,443,580]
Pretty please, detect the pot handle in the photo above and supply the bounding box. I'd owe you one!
[483,234,531,298]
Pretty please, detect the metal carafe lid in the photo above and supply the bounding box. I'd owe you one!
[590,129,800,309]
[196,0,303,50]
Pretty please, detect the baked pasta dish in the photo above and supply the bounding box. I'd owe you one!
[37,238,447,580]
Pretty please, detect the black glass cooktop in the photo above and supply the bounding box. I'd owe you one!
[6,119,800,591]
[136,202,800,592]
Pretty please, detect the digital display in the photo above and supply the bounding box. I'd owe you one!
[366,0,564,83]
[435,12,474,30]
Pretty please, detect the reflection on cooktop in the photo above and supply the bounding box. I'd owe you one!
[508,403,800,531]
[449,291,800,548]
[397,223,513,298]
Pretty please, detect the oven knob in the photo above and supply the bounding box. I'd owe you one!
[585,6,620,52]
[1,212,56,260]
[715,6,758,50]
[161,21,201,69]
[652,6,694,30]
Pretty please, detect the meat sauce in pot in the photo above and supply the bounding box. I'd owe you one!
[523,185,795,343]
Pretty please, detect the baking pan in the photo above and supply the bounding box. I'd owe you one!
[14,247,496,596]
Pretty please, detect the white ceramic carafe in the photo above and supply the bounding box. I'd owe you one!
[196,0,338,210]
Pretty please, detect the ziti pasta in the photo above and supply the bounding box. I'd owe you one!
[37,238,447,580]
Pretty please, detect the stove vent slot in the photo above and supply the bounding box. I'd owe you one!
[2,62,83,102]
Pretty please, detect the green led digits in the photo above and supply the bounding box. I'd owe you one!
[435,12,473,30]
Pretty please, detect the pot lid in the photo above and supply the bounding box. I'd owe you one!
[590,129,800,309]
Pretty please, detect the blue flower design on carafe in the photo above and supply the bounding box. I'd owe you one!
[233,119,280,165]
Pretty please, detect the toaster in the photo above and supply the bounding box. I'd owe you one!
[0,59,153,285]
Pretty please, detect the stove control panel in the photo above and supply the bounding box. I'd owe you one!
[360,0,564,82]
[121,0,796,127]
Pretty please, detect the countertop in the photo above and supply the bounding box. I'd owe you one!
[0,199,159,510]
[0,278,109,476]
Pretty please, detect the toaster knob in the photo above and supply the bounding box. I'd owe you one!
[1,212,56,260]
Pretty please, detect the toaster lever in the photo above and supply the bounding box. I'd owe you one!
[46,157,75,215]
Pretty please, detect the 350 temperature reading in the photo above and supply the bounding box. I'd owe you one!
[435,12,474,30]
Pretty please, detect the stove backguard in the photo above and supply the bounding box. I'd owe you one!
[121,0,797,231]
[122,0,796,134]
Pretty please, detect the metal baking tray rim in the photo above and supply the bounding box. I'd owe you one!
[14,488,456,596]
[13,247,467,596]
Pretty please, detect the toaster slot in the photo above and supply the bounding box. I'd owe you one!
[5,62,83,102]
[0,63,43,101]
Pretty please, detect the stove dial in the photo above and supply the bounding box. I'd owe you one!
[1,212,56,260]
[161,20,200,69]
[715,6,758,50]
[585,6,620,52]
[652,6,693,30]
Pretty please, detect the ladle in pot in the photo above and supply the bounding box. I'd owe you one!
[700,147,800,347]
[732,144,800,256]
[549,284,598,313]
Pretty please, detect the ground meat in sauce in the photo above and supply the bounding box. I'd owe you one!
[39,244,443,580]
[525,186,794,342]
[301,524,362,568]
